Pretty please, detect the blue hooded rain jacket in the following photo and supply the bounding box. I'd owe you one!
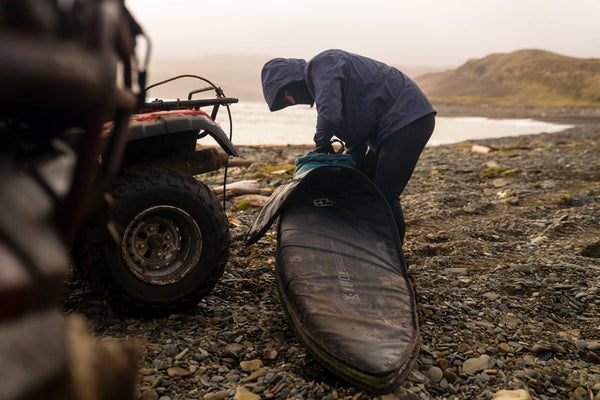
[261,49,436,158]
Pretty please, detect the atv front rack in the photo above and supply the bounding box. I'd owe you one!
[141,97,238,121]
[143,74,238,121]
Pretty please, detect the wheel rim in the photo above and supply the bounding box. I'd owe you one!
[122,205,202,285]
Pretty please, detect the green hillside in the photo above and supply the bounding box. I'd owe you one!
[415,49,600,107]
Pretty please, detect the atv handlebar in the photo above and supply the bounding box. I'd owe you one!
[141,97,239,112]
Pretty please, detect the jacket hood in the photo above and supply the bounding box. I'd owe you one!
[261,58,313,111]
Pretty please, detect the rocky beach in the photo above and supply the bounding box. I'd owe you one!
[64,105,600,400]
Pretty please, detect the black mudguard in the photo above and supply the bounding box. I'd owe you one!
[127,112,238,156]
[245,166,420,393]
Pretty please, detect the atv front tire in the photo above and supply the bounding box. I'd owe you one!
[76,168,229,315]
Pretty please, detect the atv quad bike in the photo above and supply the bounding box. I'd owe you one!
[74,75,239,315]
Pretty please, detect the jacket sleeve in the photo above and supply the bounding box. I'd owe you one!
[310,55,345,147]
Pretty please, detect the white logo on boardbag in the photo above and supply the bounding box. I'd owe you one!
[331,241,360,303]
[313,198,335,207]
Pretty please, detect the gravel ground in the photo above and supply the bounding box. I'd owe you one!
[64,107,600,400]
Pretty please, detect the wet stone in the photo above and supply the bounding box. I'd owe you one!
[426,366,443,383]
[588,341,600,352]
[497,342,512,353]
[457,343,470,353]
[397,392,419,400]
[483,292,501,301]
[164,344,179,357]
[586,352,600,364]
[443,369,458,383]
[141,390,159,400]
[224,343,245,358]
[491,389,531,400]
[167,367,190,377]
[462,355,495,375]
[530,344,550,353]
[510,264,532,274]
[436,358,449,370]
[204,390,230,400]
[240,359,263,372]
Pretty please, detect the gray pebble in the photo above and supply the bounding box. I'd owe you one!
[398,392,419,400]
[141,390,158,400]
[476,372,491,384]
[462,355,495,375]
[510,263,533,273]
[426,367,443,384]
[164,344,179,357]
[588,341,600,352]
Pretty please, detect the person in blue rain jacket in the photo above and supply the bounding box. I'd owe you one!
[261,49,436,243]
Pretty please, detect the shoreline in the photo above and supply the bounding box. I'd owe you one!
[226,104,599,150]
[432,103,600,125]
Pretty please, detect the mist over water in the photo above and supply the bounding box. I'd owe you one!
[205,102,573,147]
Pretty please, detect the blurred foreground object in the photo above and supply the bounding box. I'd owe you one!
[0,0,147,398]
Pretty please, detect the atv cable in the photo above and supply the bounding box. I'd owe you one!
[221,102,233,212]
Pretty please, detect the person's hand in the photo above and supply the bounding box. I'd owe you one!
[313,142,333,154]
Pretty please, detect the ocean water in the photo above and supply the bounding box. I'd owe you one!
[205,102,573,147]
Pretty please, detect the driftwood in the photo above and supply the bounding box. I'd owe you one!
[226,159,255,167]
[212,180,273,198]
[471,141,533,154]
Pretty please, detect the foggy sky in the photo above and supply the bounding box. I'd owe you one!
[126,0,600,68]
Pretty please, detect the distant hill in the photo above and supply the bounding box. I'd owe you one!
[144,50,600,108]
[144,54,450,103]
[414,49,600,107]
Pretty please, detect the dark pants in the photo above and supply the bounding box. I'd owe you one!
[359,113,435,243]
